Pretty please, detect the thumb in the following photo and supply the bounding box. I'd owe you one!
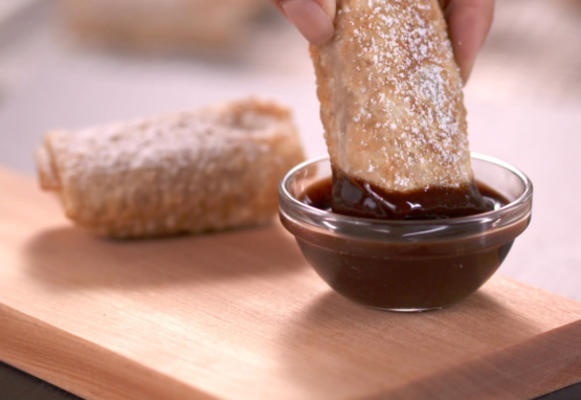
[272,0,336,45]
[445,0,495,83]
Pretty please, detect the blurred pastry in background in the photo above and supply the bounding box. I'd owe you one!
[37,98,305,238]
[58,0,269,51]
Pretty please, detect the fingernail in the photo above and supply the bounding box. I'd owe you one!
[460,58,474,84]
[454,39,472,83]
[282,0,334,45]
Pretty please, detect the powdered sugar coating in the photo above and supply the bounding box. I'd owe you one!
[311,0,473,192]
[37,98,304,237]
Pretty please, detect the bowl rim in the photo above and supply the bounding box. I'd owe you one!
[279,152,533,227]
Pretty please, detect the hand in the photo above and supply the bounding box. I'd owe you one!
[271,0,494,82]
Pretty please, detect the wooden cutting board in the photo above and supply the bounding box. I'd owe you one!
[0,166,580,400]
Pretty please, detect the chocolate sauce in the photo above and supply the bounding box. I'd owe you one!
[288,173,522,310]
[302,171,506,220]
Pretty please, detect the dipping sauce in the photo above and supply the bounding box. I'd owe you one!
[279,156,532,311]
[301,171,507,220]
[292,174,519,310]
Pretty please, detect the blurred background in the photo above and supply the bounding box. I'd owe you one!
[0,0,579,299]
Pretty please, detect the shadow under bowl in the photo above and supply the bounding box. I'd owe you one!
[278,154,533,312]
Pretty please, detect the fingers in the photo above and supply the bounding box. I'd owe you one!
[270,0,493,80]
[271,0,335,45]
[444,0,494,82]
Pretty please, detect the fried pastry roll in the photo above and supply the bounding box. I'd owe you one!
[59,0,268,50]
[311,0,473,193]
[37,98,305,238]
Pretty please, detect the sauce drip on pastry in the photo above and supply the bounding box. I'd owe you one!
[302,175,504,220]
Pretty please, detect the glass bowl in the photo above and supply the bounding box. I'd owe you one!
[278,154,533,312]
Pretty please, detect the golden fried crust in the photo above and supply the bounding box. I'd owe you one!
[311,0,473,192]
[37,98,305,238]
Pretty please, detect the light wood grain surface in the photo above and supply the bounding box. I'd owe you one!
[1,167,580,399]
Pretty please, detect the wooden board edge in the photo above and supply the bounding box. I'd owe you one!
[498,275,581,308]
[365,319,581,400]
[0,303,216,400]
